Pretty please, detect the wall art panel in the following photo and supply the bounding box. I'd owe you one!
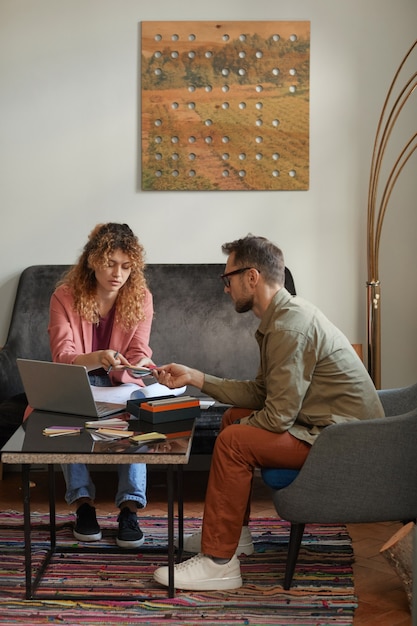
[141,21,310,191]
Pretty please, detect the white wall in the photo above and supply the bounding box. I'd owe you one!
[1,0,416,388]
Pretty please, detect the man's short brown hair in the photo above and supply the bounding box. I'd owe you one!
[222,234,285,287]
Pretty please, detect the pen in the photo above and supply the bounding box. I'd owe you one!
[107,351,119,374]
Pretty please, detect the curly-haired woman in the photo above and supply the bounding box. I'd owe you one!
[49,222,155,548]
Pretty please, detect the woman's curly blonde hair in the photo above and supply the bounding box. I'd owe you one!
[60,223,148,330]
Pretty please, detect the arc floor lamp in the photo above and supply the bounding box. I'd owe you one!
[367,39,417,388]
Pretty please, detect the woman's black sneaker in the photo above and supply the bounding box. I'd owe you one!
[73,503,102,541]
[116,507,145,548]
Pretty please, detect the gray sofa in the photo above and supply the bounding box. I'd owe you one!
[0,264,296,454]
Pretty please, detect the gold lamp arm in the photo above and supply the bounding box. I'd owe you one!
[366,41,416,388]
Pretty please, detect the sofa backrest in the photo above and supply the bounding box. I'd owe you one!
[0,264,296,402]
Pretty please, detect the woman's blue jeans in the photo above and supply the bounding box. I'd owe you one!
[61,374,147,509]
[61,462,147,509]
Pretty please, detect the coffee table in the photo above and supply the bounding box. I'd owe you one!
[0,410,195,600]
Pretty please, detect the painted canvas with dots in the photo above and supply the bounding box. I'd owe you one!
[141,21,310,191]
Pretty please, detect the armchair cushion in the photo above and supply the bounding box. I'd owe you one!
[261,468,299,490]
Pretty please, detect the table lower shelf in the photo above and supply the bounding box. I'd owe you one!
[21,463,185,599]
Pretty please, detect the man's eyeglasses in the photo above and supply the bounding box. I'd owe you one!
[220,267,254,288]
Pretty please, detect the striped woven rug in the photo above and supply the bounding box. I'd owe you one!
[0,512,357,625]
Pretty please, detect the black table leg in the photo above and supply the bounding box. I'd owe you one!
[22,463,32,599]
[167,464,175,597]
[23,464,57,598]
[48,464,56,548]
[177,466,184,560]
[166,465,184,595]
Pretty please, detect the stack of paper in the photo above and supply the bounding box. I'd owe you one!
[85,417,129,430]
[143,396,198,408]
[85,417,133,441]
[91,429,135,440]
[43,426,82,437]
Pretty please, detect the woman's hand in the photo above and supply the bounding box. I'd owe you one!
[101,349,130,372]
[135,357,156,369]
[73,350,129,372]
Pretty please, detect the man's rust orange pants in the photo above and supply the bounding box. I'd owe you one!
[200,407,311,559]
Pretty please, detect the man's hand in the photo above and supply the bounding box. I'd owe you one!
[153,363,204,390]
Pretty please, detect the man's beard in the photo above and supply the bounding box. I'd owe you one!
[235,295,253,313]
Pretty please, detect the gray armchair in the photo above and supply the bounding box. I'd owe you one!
[263,382,417,589]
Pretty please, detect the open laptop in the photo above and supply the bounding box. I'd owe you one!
[16,359,126,418]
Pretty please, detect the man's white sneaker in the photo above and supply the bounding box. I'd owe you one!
[153,553,242,591]
[177,526,254,556]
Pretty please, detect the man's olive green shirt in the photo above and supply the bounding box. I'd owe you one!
[202,288,384,446]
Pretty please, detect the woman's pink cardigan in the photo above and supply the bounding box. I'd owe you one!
[48,284,154,385]
[23,284,154,420]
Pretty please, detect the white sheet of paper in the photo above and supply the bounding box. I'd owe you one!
[90,382,187,404]
[139,382,187,398]
[91,383,139,404]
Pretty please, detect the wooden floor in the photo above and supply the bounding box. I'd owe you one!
[0,466,411,625]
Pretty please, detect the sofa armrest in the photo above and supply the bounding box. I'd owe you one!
[0,347,23,401]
